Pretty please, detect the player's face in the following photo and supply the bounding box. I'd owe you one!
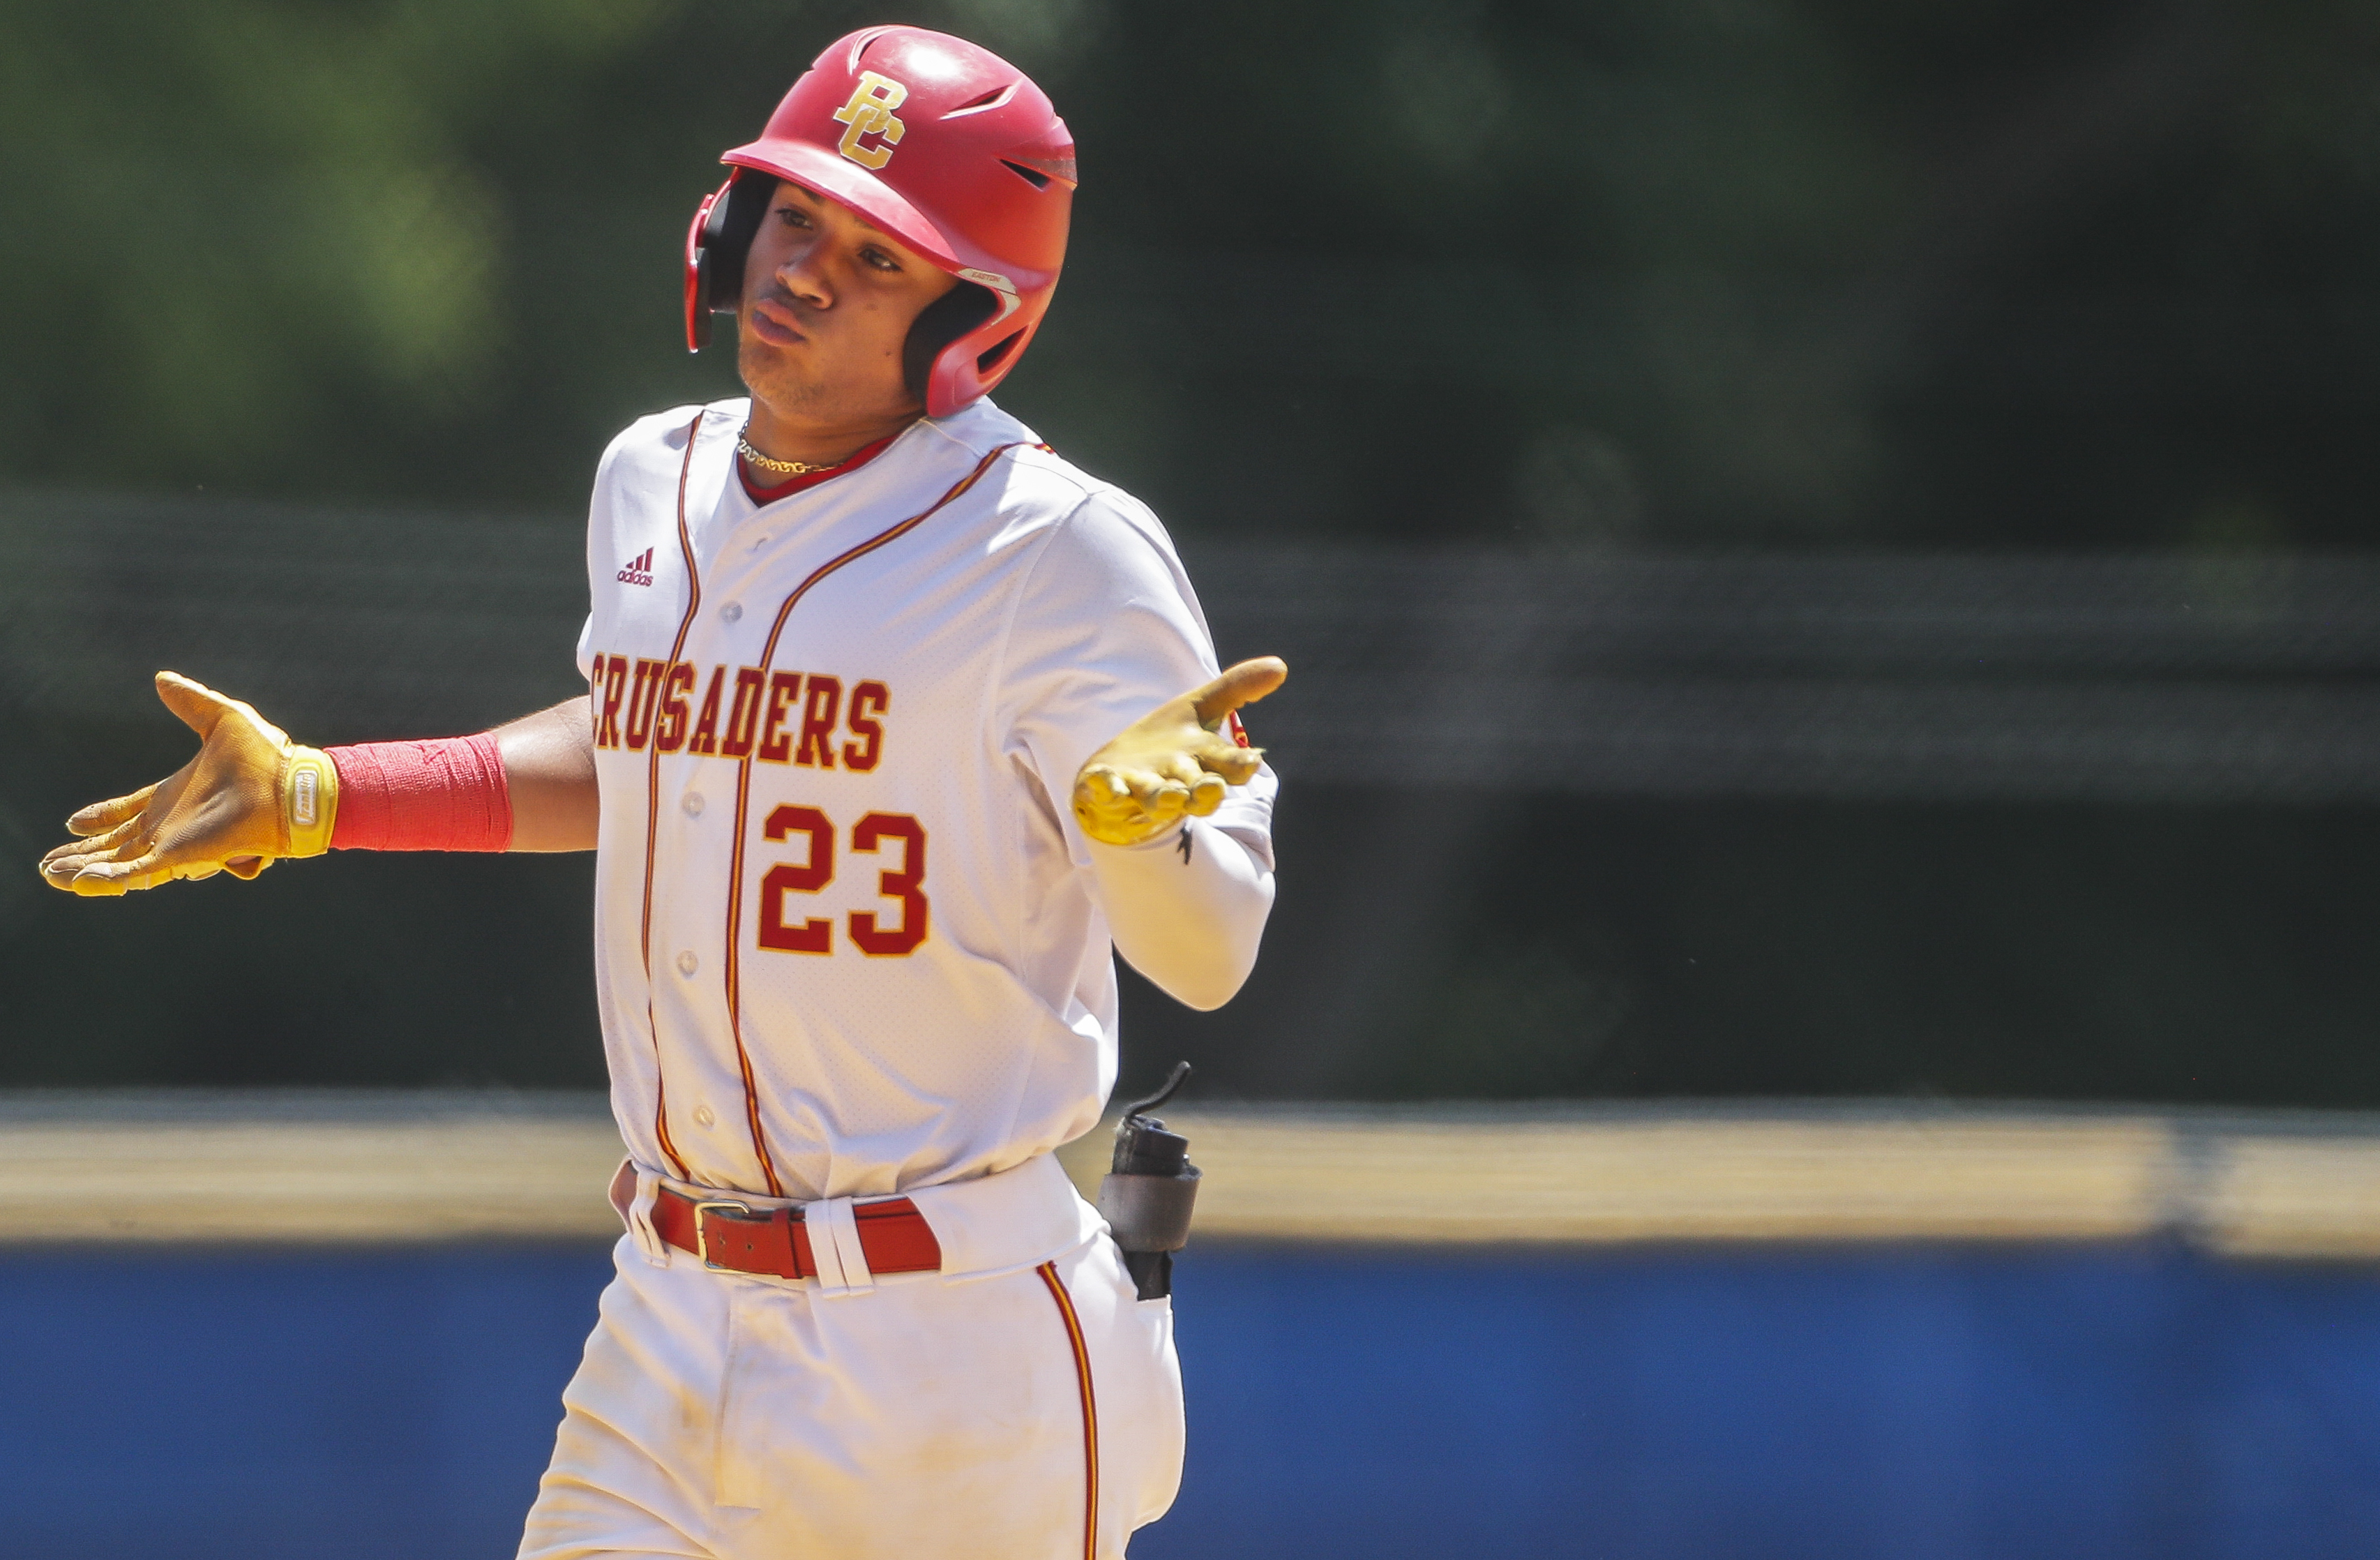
[738,183,957,428]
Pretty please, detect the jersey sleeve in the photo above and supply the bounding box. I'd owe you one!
[576,419,642,682]
[997,490,1276,866]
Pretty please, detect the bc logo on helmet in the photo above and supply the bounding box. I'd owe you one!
[832,72,909,170]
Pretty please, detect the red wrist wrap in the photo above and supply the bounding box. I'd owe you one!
[326,733,513,853]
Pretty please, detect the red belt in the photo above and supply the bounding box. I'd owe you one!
[649,1187,942,1280]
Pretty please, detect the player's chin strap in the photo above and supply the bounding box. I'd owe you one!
[1097,1062,1200,1301]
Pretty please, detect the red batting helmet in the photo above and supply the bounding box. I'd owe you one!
[683,26,1077,419]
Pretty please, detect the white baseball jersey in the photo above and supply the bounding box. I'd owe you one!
[574,395,1274,1203]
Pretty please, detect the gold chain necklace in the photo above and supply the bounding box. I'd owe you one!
[737,429,834,477]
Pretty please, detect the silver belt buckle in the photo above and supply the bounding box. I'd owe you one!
[694,1199,755,1271]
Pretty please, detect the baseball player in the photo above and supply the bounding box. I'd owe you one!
[39,27,1281,1559]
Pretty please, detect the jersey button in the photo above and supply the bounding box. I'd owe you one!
[676,950,698,977]
[693,1104,716,1129]
[751,535,770,552]
[682,792,704,817]
[721,601,742,624]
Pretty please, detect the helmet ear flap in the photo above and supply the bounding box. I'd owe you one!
[684,172,779,351]
[902,280,1000,406]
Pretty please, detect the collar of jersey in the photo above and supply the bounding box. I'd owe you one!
[707,399,1035,541]
[735,430,898,506]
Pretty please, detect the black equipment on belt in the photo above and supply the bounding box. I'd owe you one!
[1098,1062,1201,1301]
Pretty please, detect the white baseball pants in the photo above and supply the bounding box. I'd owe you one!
[517,1153,1185,1559]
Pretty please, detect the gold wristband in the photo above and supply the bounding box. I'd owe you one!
[281,745,339,858]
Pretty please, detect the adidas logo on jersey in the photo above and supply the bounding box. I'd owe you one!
[617,548,656,587]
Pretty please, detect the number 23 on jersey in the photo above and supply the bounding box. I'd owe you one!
[758,807,928,957]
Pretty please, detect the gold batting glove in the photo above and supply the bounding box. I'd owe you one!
[38,671,338,897]
[1072,657,1287,848]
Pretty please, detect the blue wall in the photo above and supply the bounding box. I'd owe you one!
[0,1243,2374,1558]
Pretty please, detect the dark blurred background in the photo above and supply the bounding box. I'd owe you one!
[5,0,2379,1105]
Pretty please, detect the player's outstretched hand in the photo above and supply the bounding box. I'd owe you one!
[37,672,338,897]
[1073,657,1287,848]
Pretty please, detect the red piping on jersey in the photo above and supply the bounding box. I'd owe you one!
[720,439,1044,1198]
[635,410,709,1183]
[1039,1260,1101,1560]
